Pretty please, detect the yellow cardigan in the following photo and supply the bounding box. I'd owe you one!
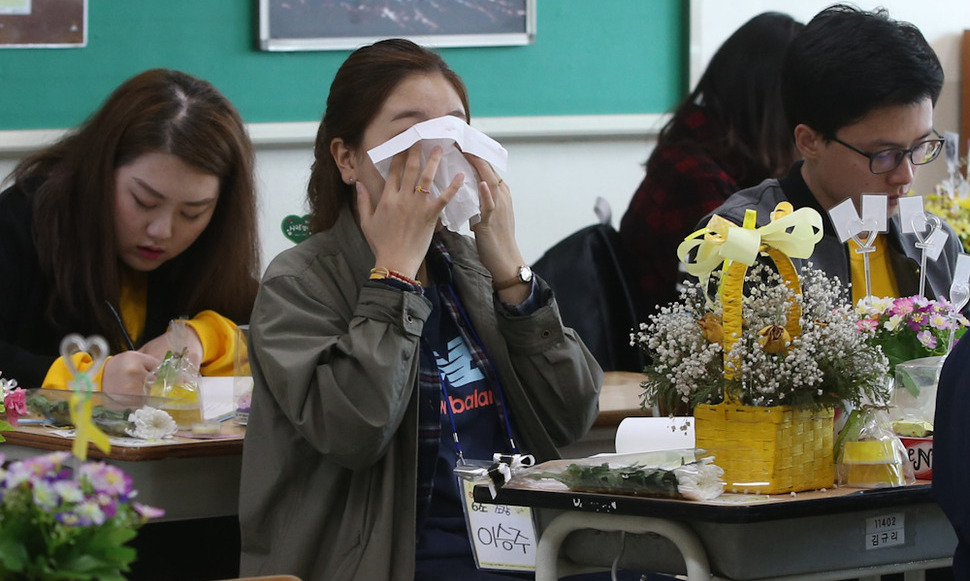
[42,274,239,389]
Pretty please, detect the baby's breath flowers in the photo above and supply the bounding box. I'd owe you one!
[635,264,891,412]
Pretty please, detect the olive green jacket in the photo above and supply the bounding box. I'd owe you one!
[238,207,601,581]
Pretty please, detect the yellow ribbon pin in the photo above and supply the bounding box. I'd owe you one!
[69,389,112,460]
[60,334,112,461]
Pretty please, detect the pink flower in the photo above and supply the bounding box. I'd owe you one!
[3,388,26,427]
[857,318,878,332]
[892,297,915,316]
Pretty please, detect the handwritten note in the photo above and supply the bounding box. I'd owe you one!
[460,479,537,572]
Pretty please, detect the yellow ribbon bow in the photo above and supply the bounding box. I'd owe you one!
[677,202,824,280]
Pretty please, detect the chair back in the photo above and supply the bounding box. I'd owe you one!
[532,206,646,372]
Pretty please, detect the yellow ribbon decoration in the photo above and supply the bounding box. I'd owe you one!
[69,388,112,460]
[59,334,112,461]
[677,202,824,280]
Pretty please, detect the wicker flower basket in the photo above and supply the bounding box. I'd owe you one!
[694,211,834,494]
[694,402,834,494]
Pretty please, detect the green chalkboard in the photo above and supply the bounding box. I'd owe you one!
[0,0,684,130]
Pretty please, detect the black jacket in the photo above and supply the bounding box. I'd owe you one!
[0,183,175,388]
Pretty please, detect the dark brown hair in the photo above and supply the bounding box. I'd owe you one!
[308,38,470,232]
[13,68,259,349]
[662,12,804,187]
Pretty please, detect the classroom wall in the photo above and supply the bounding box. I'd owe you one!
[691,0,970,198]
[0,0,682,268]
[2,1,967,270]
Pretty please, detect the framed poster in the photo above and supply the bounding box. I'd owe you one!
[259,0,535,51]
[0,0,86,48]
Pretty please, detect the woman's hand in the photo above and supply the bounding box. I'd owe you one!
[101,351,160,395]
[139,327,204,369]
[357,143,461,279]
[466,155,529,303]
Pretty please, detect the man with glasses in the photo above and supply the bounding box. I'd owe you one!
[700,5,961,306]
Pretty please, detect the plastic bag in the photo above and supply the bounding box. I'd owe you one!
[835,407,914,488]
[144,320,203,429]
[889,355,943,437]
[515,449,725,501]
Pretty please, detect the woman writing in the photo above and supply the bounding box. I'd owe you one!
[238,39,601,580]
[0,68,260,393]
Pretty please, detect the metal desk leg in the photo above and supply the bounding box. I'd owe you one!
[534,512,712,581]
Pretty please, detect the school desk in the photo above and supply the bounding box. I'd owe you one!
[475,474,956,581]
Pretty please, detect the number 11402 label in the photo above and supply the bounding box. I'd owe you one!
[866,513,905,550]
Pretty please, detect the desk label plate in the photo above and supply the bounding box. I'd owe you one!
[866,512,905,550]
[461,479,537,571]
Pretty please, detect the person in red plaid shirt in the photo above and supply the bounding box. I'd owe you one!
[619,12,802,318]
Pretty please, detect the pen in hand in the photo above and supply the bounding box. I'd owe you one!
[105,300,136,351]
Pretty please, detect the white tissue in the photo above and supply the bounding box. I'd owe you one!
[367,116,508,231]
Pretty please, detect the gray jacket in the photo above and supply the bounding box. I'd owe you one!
[238,207,601,581]
[705,163,964,306]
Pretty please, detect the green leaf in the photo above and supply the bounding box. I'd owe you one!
[0,533,29,572]
[0,418,12,442]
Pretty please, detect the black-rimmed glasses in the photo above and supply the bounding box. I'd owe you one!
[831,130,944,174]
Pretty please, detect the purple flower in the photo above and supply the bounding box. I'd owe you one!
[79,462,133,498]
[133,502,165,520]
[906,312,927,333]
[917,330,938,349]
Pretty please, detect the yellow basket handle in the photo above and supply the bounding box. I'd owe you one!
[720,211,803,405]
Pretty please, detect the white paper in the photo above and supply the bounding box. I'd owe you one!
[898,196,926,235]
[199,376,235,421]
[614,417,695,454]
[925,228,948,262]
[861,194,888,233]
[367,116,508,231]
[828,198,863,243]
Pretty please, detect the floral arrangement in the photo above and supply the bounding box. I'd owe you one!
[924,153,970,252]
[855,295,969,374]
[0,372,26,442]
[635,263,891,412]
[0,451,164,580]
[925,194,970,253]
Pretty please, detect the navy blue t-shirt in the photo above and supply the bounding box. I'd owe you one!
[416,282,508,561]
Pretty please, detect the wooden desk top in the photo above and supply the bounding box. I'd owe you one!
[595,371,651,427]
[5,371,647,461]
[4,423,245,462]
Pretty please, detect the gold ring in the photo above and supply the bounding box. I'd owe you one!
[414,185,430,194]
[497,179,504,186]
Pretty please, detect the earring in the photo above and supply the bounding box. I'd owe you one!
[347,176,356,184]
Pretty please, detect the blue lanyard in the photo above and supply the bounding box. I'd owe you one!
[438,285,519,465]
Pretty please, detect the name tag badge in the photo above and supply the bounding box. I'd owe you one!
[459,477,537,572]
